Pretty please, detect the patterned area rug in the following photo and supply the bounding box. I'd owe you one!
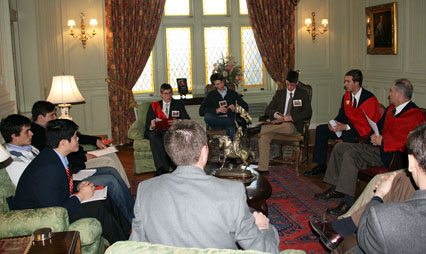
[264,165,340,253]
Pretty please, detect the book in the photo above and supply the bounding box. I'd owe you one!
[363,110,379,135]
[72,169,97,181]
[81,186,108,203]
[87,146,118,157]
[329,119,342,138]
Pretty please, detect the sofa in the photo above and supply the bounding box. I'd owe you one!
[127,101,156,174]
[0,166,103,254]
[106,241,306,254]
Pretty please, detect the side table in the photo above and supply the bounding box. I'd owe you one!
[30,231,80,254]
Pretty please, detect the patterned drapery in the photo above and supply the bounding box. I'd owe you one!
[105,0,165,144]
[246,0,298,90]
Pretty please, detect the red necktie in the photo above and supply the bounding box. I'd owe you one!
[65,167,74,194]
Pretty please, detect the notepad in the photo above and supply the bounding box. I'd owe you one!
[81,186,108,203]
[87,146,118,157]
[72,169,97,181]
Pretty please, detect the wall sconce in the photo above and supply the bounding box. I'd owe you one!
[67,13,97,48]
[305,12,328,40]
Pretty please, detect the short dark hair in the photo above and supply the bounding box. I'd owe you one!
[286,70,299,83]
[164,120,207,166]
[210,73,224,85]
[32,101,56,121]
[0,114,31,143]
[393,78,413,99]
[160,83,172,93]
[345,69,363,86]
[407,123,426,172]
[46,119,78,148]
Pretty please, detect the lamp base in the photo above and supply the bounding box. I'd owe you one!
[57,104,73,120]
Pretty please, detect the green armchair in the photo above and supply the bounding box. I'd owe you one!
[0,167,103,254]
[127,101,156,174]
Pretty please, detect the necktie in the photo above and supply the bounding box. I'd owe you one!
[352,97,357,108]
[65,166,74,194]
[164,103,169,118]
[285,93,293,115]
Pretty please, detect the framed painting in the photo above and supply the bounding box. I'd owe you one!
[366,2,398,55]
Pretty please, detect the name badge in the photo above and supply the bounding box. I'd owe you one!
[219,100,228,107]
[293,99,302,107]
[171,110,180,118]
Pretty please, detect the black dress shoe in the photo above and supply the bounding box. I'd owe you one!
[327,201,350,216]
[304,164,326,176]
[314,187,344,200]
[310,218,344,250]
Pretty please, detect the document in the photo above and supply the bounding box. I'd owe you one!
[363,110,379,135]
[73,169,97,181]
[329,119,342,138]
[81,186,108,203]
[87,146,118,157]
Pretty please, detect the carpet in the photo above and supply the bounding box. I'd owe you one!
[264,165,340,253]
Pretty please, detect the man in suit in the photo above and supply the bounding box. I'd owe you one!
[10,119,130,244]
[130,120,280,253]
[257,70,312,172]
[199,73,249,140]
[145,83,190,175]
[304,69,381,176]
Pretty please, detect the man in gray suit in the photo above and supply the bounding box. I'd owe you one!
[358,123,426,253]
[130,120,280,253]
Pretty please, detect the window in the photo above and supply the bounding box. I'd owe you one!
[164,0,190,16]
[203,0,228,15]
[241,27,264,87]
[166,27,192,90]
[204,27,229,84]
[239,0,248,15]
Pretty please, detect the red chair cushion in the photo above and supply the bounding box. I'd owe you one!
[358,166,390,182]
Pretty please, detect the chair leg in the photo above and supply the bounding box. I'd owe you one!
[294,145,301,176]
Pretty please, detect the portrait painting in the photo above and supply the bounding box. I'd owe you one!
[366,2,397,55]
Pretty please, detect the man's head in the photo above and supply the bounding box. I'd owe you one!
[344,69,363,93]
[407,123,426,186]
[388,78,413,106]
[46,119,79,154]
[164,120,208,167]
[160,83,173,103]
[0,114,32,145]
[32,101,57,126]
[285,70,299,92]
[210,73,225,91]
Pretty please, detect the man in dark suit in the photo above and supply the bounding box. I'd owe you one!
[304,69,381,176]
[145,83,190,175]
[10,119,130,244]
[257,70,312,172]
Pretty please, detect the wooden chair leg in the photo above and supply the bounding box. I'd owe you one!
[294,145,301,176]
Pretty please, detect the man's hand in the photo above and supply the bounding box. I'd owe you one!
[150,118,162,130]
[253,211,269,230]
[96,139,107,149]
[370,134,383,146]
[374,172,398,199]
[77,181,91,191]
[228,104,236,112]
[76,182,95,201]
[86,153,97,160]
[283,115,293,122]
[216,105,228,114]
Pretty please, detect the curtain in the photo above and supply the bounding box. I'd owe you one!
[105,0,165,144]
[246,0,298,90]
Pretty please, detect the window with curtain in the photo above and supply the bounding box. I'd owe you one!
[132,0,267,95]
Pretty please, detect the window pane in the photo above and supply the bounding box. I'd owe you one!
[239,0,248,15]
[133,52,154,94]
[166,27,192,90]
[204,27,229,84]
[241,27,264,87]
[203,0,227,15]
[165,0,190,16]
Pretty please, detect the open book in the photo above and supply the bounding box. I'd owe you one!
[87,146,118,157]
[81,186,108,204]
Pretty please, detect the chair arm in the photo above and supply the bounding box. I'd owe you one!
[0,207,69,238]
[69,218,102,247]
[128,121,144,140]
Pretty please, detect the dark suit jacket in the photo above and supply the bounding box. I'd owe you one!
[144,99,190,138]
[264,88,312,133]
[11,148,81,215]
[199,89,249,117]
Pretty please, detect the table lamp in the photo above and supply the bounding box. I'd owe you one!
[47,75,86,120]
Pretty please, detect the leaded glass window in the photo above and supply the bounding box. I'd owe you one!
[204,27,229,84]
[203,0,228,15]
[241,26,264,87]
[166,27,192,90]
[165,0,190,16]
[132,52,154,93]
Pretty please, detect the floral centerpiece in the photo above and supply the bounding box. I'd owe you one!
[212,55,243,90]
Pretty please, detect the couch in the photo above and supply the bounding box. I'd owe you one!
[127,101,156,174]
[105,241,306,254]
[0,166,103,254]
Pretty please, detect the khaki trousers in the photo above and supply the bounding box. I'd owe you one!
[257,122,298,171]
[85,152,130,188]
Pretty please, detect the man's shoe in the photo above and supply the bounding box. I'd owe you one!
[314,187,344,200]
[326,201,350,216]
[310,218,344,250]
[304,164,326,176]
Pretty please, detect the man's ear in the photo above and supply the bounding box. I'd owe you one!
[58,139,68,148]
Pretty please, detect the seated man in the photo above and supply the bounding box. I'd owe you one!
[199,73,249,140]
[10,119,130,244]
[304,69,381,176]
[0,114,134,223]
[257,70,312,172]
[130,120,280,253]
[314,79,426,218]
[144,83,190,175]
[30,100,130,187]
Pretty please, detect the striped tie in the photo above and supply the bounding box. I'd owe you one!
[65,166,74,194]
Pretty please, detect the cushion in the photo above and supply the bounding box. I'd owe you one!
[0,168,16,213]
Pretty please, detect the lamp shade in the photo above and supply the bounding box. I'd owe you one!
[0,145,10,163]
[47,75,86,105]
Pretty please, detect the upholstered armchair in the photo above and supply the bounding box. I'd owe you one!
[0,167,103,254]
[127,101,156,174]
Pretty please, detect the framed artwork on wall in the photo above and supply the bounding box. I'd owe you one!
[366,2,398,55]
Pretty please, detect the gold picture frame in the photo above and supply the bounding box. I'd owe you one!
[366,2,398,55]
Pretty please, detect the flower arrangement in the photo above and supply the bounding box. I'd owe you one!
[212,55,243,89]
